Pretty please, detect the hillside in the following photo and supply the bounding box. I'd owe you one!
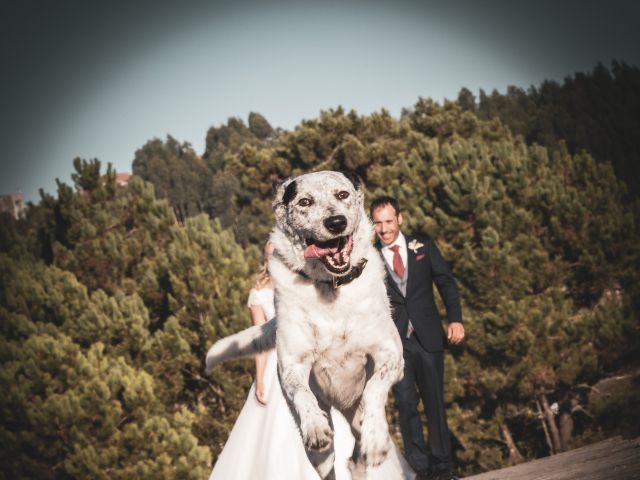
[2,82,639,476]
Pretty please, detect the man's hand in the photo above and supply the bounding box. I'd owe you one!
[447,322,465,344]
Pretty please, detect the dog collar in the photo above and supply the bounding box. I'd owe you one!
[297,258,368,289]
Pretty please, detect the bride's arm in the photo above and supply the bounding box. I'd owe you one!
[249,304,268,405]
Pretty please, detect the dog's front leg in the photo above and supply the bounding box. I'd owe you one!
[278,354,333,451]
[305,401,337,480]
[359,347,404,467]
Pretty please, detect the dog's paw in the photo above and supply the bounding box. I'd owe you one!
[359,417,391,467]
[301,410,333,450]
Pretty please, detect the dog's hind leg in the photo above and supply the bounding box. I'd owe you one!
[205,318,277,370]
[358,348,403,468]
[343,402,367,480]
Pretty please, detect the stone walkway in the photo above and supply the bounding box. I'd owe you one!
[464,436,640,480]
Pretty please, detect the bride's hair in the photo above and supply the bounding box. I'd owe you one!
[254,240,273,290]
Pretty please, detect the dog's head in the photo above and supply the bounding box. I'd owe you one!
[272,171,369,278]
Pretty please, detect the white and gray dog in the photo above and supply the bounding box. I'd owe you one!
[206,171,403,480]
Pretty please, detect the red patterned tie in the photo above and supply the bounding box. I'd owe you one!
[389,245,405,278]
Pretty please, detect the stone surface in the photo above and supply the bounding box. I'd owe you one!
[464,436,640,480]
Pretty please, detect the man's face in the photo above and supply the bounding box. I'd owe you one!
[372,204,403,245]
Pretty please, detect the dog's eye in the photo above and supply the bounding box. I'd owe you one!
[298,198,313,207]
[336,191,350,200]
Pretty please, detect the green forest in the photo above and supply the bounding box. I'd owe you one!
[1,62,639,479]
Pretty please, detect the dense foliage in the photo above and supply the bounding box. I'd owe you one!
[460,61,640,197]
[2,66,639,477]
[1,167,256,479]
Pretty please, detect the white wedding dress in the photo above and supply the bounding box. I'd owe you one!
[209,287,415,480]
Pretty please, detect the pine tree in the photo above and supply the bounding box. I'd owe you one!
[132,136,210,221]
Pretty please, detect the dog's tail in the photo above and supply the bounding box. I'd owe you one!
[205,318,277,371]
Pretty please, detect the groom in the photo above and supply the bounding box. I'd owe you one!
[371,196,464,480]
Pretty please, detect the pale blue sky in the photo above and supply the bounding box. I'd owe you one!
[2,0,639,202]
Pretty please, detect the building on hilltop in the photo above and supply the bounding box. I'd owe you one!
[0,192,28,219]
[115,172,131,186]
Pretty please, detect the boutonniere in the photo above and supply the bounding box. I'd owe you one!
[408,239,424,254]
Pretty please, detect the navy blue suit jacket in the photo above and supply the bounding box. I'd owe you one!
[377,234,462,352]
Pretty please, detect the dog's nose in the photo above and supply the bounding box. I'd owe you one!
[324,215,347,234]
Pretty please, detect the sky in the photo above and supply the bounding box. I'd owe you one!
[2,0,639,202]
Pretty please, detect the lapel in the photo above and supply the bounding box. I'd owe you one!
[405,234,427,298]
[405,234,416,297]
[375,239,403,298]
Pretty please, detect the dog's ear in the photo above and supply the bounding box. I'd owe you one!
[282,180,298,206]
[341,171,365,209]
[272,177,296,226]
[340,171,362,191]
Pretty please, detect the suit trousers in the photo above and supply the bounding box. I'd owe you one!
[392,334,452,474]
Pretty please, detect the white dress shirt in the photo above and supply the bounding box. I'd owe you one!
[379,232,408,278]
[379,232,415,338]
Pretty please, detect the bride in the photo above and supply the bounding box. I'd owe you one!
[209,241,414,479]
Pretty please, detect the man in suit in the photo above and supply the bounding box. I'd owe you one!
[371,196,464,480]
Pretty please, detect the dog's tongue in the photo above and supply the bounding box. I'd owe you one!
[304,236,352,259]
[304,244,338,259]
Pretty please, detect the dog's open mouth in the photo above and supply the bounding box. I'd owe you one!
[303,235,353,275]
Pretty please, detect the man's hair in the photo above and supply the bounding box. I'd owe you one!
[370,196,400,217]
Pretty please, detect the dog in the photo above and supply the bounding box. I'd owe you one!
[206,171,404,480]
